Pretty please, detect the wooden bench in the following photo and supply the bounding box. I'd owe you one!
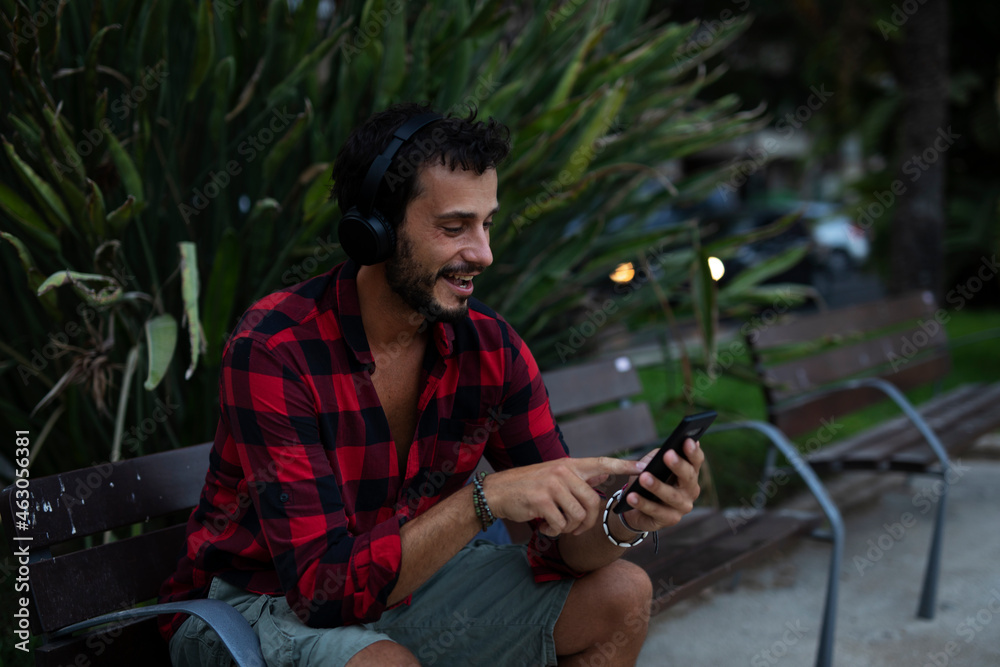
[2,357,844,667]
[745,290,1000,620]
[0,444,264,667]
[483,356,844,667]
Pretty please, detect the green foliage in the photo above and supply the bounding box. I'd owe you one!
[0,0,772,476]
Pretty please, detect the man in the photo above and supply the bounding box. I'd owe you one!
[160,103,704,666]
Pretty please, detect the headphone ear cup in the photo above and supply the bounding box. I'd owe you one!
[338,206,396,265]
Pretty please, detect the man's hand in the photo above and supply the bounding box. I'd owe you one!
[617,438,704,533]
[483,457,643,537]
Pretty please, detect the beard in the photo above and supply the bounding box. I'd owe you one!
[385,229,479,324]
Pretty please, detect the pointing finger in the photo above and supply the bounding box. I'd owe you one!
[573,456,643,479]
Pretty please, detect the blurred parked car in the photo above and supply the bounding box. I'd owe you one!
[600,199,870,292]
[796,201,871,274]
[700,200,870,285]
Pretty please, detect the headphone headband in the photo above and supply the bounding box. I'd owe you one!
[338,111,444,265]
[355,112,443,215]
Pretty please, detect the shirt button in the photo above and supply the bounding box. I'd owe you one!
[279,492,290,502]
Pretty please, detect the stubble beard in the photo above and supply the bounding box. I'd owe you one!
[385,229,472,324]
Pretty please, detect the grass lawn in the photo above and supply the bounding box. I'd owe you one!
[634,307,1000,508]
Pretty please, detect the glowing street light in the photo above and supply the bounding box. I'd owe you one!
[610,262,636,284]
[708,256,725,281]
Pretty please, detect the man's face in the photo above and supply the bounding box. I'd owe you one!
[385,162,497,323]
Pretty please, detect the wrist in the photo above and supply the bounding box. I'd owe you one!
[602,489,648,548]
[472,471,497,530]
[608,503,641,542]
[617,508,645,535]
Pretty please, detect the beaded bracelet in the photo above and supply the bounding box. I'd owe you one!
[472,471,496,530]
[602,489,648,548]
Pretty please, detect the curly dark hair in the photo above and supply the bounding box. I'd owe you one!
[330,102,512,229]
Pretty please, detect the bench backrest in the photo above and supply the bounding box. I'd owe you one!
[543,356,658,457]
[747,290,950,437]
[0,443,212,665]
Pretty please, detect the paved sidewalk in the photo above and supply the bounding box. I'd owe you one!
[636,451,1000,666]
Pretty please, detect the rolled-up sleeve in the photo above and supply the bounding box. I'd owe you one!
[222,334,403,626]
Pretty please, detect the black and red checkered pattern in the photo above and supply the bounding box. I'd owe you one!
[159,260,574,637]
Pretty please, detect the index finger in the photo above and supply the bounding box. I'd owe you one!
[573,456,644,479]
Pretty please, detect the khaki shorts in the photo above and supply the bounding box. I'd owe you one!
[169,540,575,667]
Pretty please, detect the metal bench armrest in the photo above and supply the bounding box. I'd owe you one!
[709,420,844,540]
[709,419,842,667]
[48,599,265,667]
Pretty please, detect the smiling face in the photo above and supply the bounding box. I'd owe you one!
[384,162,498,323]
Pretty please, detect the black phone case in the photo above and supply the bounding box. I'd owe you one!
[612,410,716,514]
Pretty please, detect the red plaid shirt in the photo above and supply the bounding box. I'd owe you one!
[159,260,574,638]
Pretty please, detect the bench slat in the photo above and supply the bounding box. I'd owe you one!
[804,384,980,458]
[624,511,737,570]
[804,384,984,467]
[762,325,948,402]
[558,403,659,458]
[34,617,172,667]
[626,510,821,609]
[805,383,1000,472]
[30,524,189,632]
[751,291,935,350]
[889,383,1000,469]
[14,443,211,548]
[771,354,952,438]
[543,357,642,417]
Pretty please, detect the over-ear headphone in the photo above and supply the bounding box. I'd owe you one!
[338,112,443,265]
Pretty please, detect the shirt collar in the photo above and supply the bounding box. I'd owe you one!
[332,259,456,367]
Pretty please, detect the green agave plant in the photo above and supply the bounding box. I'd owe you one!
[0,0,805,478]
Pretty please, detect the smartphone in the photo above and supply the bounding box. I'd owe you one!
[613,410,716,514]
